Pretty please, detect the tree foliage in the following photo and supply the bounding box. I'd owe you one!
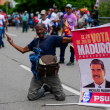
[0,2,14,14]
[10,0,96,13]
[98,1,110,17]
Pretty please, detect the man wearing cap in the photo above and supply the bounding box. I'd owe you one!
[34,10,53,38]
[50,6,61,35]
[39,10,53,35]
[59,4,77,66]
[0,9,7,48]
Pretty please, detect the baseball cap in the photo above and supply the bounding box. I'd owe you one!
[25,10,27,13]
[53,6,58,9]
[36,11,39,14]
[66,4,72,8]
[40,10,46,14]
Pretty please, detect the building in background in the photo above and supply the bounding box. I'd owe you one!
[0,0,18,8]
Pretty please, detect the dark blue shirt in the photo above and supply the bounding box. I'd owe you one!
[28,35,63,55]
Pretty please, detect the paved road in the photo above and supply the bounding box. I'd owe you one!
[0,27,107,110]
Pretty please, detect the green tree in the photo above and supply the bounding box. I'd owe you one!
[0,1,14,15]
[98,1,110,17]
[13,0,96,13]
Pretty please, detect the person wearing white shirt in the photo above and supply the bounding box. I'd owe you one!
[0,9,7,48]
[34,10,53,39]
[50,6,61,35]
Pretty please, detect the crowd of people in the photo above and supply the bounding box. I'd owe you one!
[1,3,100,101]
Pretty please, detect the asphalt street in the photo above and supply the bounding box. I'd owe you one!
[0,27,108,110]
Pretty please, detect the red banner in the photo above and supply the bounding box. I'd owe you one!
[72,25,110,107]
[72,26,110,61]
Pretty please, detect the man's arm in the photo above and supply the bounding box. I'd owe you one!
[6,33,30,53]
[62,37,72,43]
[52,19,61,23]
[4,21,7,31]
[61,25,65,37]
[49,26,53,35]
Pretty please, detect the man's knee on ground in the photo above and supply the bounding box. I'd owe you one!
[55,93,66,101]
[27,93,38,101]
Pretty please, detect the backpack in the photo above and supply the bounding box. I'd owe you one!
[29,40,60,79]
[38,55,60,77]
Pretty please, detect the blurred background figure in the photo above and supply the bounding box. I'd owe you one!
[13,12,20,29]
[91,5,100,27]
[78,8,88,29]
[22,11,28,33]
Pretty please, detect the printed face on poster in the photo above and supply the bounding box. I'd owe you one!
[72,26,110,105]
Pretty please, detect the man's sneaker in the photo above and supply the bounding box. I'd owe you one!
[2,42,4,47]
[59,61,64,64]
[66,62,74,66]
[43,84,52,93]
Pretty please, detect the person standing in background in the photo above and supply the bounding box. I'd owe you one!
[2,10,8,38]
[50,6,61,35]
[59,4,77,66]
[0,9,7,48]
[14,12,20,29]
[92,5,99,26]
[22,11,28,33]
[76,7,80,20]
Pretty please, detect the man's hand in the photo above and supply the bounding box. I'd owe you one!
[5,33,13,44]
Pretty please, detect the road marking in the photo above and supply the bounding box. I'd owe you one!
[20,64,80,95]
[62,84,80,95]
[20,65,31,72]
[6,33,18,37]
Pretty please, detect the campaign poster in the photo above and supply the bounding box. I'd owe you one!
[72,25,110,107]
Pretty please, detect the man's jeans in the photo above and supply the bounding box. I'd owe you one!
[15,20,19,28]
[60,42,75,63]
[2,25,5,36]
[0,29,3,46]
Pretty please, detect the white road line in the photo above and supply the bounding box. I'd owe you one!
[20,64,80,95]
[62,84,80,95]
[20,65,31,72]
[6,33,18,37]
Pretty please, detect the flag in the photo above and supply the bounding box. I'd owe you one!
[68,43,74,48]
[64,18,71,35]
[95,0,99,7]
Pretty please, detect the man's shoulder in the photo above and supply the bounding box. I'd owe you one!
[106,80,110,88]
[46,18,50,22]
[51,12,56,16]
[83,82,95,88]
[71,13,77,18]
